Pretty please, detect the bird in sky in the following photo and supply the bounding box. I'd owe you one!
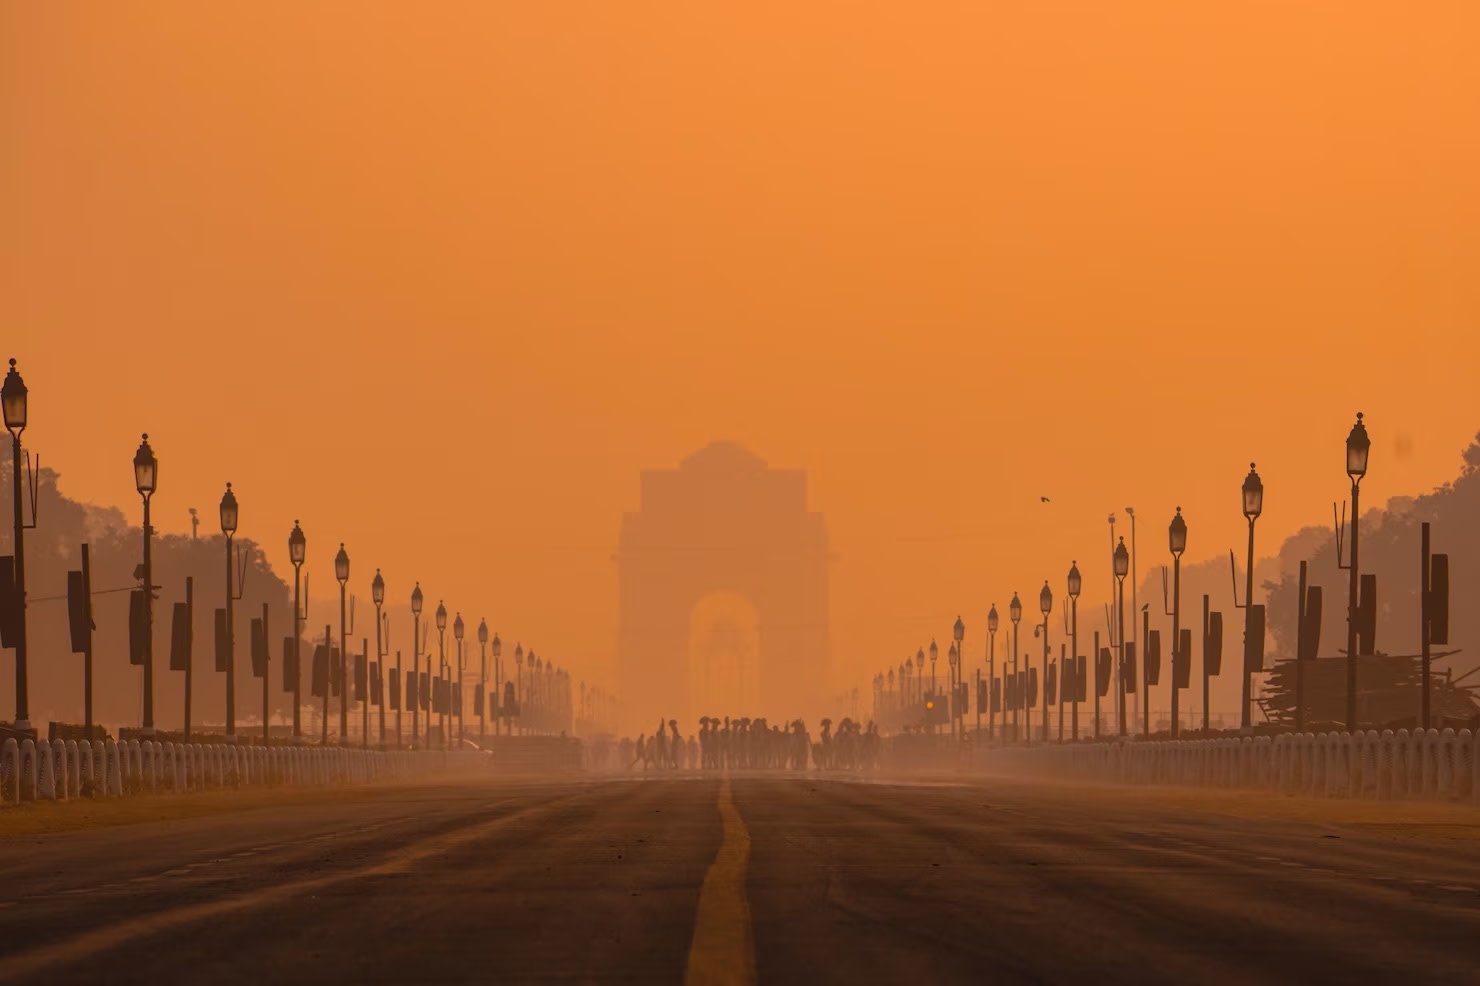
[1040,496,1051,503]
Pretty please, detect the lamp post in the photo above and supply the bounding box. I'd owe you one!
[1039,581,1052,744]
[373,569,387,747]
[219,483,239,742]
[289,521,306,742]
[492,633,502,737]
[435,602,448,746]
[1168,510,1186,738]
[952,616,965,742]
[410,583,423,748]
[531,652,541,733]
[1113,537,1129,737]
[1241,464,1263,730]
[1125,507,1139,736]
[453,612,465,746]
[1345,413,1370,733]
[928,640,938,736]
[335,544,349,743]
[515,643,525,735]
[947,642,959,744]
[986,605,999,743]
[133,435,158,736]
[477,618,489,743]
[1009,593,1022,743]
[2,360,31,730]
[1068,562,1081,742]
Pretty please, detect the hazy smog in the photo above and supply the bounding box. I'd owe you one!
[0,4,1477,985]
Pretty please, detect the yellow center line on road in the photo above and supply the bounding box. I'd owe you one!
[684,777,757,986]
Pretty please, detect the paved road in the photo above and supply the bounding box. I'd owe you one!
[0,774,1477,985]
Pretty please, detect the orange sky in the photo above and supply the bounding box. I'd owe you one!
[2,3,1477,711]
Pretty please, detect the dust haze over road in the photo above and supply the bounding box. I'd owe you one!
[1,771,1477,986]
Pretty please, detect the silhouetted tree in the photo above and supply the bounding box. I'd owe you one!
[0,465,297,732]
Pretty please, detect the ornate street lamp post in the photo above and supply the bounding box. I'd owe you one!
[288,521,306,742]
[134,435,159,736]
[410,583,423,748]
[220,483,239,741]
[335,544,350,743]
[1344,414,1370,732]
[952,616,965,742]
[928,640,939,736]
[947,642,959,744]
[986,605,999,742]
[1009,593,1022,743]
[1039,581,1052,744]
[2,360,31,730]
[477,618,489,743]
[453,612,466,746]
[1067,562,1082,742]
[372,569,387,747]
[1241,465,1264,730]
[435,602,448,746]
[491,632,502,737]
[1168,511,1187,737]
[1113,538,1129,737]
[514,643,525,735]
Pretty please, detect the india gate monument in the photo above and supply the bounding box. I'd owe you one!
[616,442,831,729]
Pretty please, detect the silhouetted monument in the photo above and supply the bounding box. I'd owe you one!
[617,443,829,729]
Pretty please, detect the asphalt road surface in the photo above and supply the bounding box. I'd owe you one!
[1,773,1477,985]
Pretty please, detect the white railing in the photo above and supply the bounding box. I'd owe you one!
[0,738,485,804]
[990,728,1480,803]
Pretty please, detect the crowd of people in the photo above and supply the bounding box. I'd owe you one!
[596,716,880,773]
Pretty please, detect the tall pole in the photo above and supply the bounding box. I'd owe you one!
[1116,576,1126,738]
[182,576,193,741]
[262,603,271,743]
[361,638,369,749]
[1202,594,1211,733]
[438,627,446,747]
[1070,597,1079,742]
[1346,479,1361,733]
[480,638,487,743]
[1041,613,1050,743]
[1128,509,1139,740]
[10,428,28,730]
[292,564,302,742]
[1345,412,1370,734]
[321,624,331,744]
[339,581,348,741]
[1011,623,1020,743]
[1108,513,1117,734]
[411,613,420,748]
[987,629,996,742]
[225,530,236,742]
[457,637,465,745]
[1242,515,1257,730]
[142,492,155,736]
[1170,557,1181,738]
[1421,522,1431,731]
[1092,630,1101,739]
[82,545,95,739]
[1058,645,1065,742]
[1295,561,1307,734]
[375,605,385,745]
[1142,606,1151,739]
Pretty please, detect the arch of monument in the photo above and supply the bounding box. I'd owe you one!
[616,442,830,731]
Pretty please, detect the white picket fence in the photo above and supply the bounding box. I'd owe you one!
[991,728,1480,802]
[0,738,483,804]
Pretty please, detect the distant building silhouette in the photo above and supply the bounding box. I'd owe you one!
[616,442,829,730]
